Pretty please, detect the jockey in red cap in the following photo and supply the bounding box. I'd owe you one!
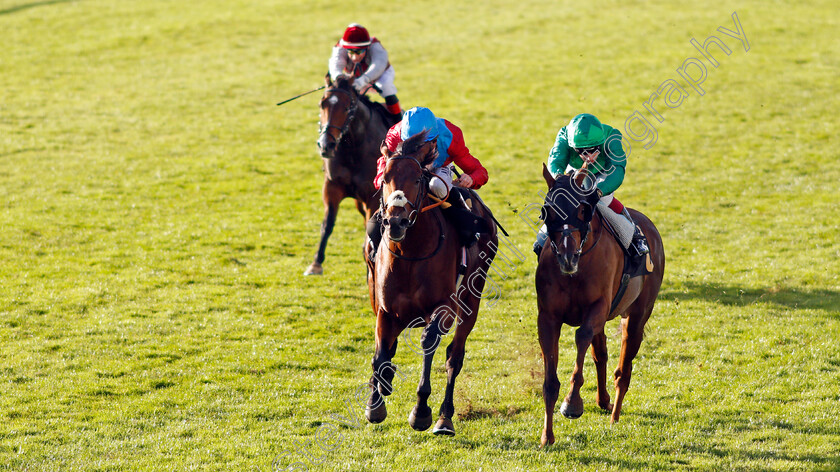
[328,24,401,117]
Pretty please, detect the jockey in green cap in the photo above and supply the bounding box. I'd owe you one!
[534,113,650,258]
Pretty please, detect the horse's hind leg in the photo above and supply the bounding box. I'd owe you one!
[408,315,445,432]
[538,311,562,447]
[611,314,646,424]
[305,181,344,276]
[591,332,613,411]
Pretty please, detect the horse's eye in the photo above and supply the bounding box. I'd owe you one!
[415,178,421,184]
[540,207,547,221]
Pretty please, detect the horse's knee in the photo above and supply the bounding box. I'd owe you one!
[543,377,561,401]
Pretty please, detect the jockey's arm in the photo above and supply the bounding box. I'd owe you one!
[547,128,571,177]
[374,123,403,190]
[597,127,628,195]
[446,122,488,189]
[328,46,348,80]
[597,165,625,195]
[361,41,389,83]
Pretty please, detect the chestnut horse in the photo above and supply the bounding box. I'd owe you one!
[363,131,498,436]
[304,75,399,275]
[536,164,664,446]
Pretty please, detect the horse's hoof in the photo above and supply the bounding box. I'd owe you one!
[408,406,433,431]
[540,431,555,447]
[560,400,583,419]
[365,401,387,424]
[303,263,323,276]
[432,417,455,436]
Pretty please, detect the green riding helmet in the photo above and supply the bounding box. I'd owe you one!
[567,113,606,148]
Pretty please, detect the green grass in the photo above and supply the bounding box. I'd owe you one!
[2,0,839,470]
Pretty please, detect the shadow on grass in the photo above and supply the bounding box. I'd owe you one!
[0,0,76,15]
[660,281,840,314]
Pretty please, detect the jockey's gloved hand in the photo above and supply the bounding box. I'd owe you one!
[354,76,370,92]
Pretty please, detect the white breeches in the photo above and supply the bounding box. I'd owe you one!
[429,165,454,199]
[363,66,398,97]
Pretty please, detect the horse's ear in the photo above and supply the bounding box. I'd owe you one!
[380,139,392,158]
[325,72,332,87]
[573,168,590,188]
[542,163,556,188]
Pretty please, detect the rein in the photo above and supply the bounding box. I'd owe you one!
[380,153,449,262]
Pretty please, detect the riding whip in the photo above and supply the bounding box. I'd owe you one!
[276,85,326,106]
[451,168,509,237]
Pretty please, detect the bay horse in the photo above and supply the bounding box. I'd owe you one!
[304,74,399,275]
[362,131,498,436]
[536,164,665,446]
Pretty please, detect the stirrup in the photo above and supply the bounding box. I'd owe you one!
[631,231,649,256]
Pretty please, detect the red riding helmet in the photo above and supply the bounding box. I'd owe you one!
[340,23,371,49]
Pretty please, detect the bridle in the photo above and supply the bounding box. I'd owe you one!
[543,189,601,261]
[379,153,448,261]
[318,86,357,147]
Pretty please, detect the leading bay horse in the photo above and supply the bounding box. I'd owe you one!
[363,131,498,436]
[304,74,399,275]
[536,164,665,446]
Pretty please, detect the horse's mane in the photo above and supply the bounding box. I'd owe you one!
[332,75,374,106]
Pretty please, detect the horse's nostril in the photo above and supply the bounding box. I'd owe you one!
[382,218,390,227]
[399,218,409,227]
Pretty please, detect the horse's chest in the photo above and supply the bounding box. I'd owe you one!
[379,280,451,319]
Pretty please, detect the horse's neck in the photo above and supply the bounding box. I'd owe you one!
[387,207,446,259]
[348,99,372,139]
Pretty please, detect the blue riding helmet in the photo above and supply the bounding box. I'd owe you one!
[400,107,439,141]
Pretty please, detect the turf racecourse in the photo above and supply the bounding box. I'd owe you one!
[2,0,839,470]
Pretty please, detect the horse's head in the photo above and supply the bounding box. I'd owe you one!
[541,164,600,274]
[380,130,438,242]
[317,74,359,158]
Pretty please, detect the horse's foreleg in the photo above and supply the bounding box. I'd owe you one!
[612,315,645,424]
[561,324,594,420]
[538,311,562,447]
[408,316,444,432]
[305,181,344,275]
[366,310,400,423]
[591,332,613,411]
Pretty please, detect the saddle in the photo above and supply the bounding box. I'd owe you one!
[598,211,654,315]
[443,187,493,247]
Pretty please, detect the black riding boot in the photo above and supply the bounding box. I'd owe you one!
[442,188,489,248]
[366,211,383,262]
[622,208,650,256]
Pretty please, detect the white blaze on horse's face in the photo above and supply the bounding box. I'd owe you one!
[385,190,408,209]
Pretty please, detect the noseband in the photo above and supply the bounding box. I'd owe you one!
[380,155,430,228]
[379,154,449,261]
[319,87,357,146]
[543,199,600,261]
